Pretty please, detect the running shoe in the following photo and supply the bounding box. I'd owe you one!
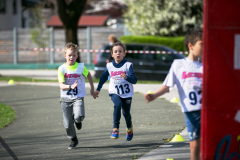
[111,128,119,139]
[126,125,133,141]
[75,121,82,130]
[68,137,78,149]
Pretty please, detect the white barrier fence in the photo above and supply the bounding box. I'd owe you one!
[0,47,188,54]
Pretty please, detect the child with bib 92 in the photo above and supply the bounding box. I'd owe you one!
[144,29,203,160]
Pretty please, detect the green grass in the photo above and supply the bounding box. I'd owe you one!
[136,80,163,84]
[0,103,16,129]
[132,155,139,159]
[0,76,163,84]
[0,76,58,82]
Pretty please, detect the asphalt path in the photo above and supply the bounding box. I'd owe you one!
[0,84,185,160]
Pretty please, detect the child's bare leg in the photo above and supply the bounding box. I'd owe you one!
[190,139,200,160]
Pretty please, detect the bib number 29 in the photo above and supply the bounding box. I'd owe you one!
[67,87,78,95]
[115,84,130,95]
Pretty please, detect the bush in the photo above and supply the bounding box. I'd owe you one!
[120,35,187,51]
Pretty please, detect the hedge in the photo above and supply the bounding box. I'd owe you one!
[120,35,187,51]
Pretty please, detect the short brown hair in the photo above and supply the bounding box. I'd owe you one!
[108,34,118,43]
[110,41,126,53]
[64,42,79,54]
[184,28,202,52]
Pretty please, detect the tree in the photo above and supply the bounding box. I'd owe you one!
[56,0,87,62]
[122,0,203,36]
[30,2,49,67]
[84,0,126,18]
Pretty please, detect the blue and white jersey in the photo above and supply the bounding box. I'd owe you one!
[97,59,137,98]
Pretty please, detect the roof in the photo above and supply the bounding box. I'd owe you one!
[46,15,108,27]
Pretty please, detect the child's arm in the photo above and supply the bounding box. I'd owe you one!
[95,68,109,97]
[59,80,78,90]
[120,64,137,84]
[87,72,97,99]
[144,60,177,103]
[58,66,78,90]
[144,85,170,103]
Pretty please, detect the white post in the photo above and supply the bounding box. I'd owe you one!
[13,27,18,65]
[87,26,91,64]
[50,27,54,64]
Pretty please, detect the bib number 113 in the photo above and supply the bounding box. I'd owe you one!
[115,84,130,94]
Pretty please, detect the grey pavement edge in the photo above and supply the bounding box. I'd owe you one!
[0,70,190,160]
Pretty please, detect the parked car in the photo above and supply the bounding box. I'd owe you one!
[94,43,185,81]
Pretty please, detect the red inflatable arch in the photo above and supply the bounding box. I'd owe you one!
[202,0,240,159]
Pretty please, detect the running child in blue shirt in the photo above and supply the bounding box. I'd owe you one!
[95,41,137,141]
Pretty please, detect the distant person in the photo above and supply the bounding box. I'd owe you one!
[58,42,96,149]
[94,41,137,141]
[106,34,119,63]
[144,29,203,160]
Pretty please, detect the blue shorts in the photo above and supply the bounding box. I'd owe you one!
[184,110,201,141]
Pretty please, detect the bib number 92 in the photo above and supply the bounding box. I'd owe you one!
[189,91,201,105]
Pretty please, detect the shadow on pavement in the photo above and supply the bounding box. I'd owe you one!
[0,85,185,160]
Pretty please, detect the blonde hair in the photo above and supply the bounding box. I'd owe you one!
[64,42,79,54]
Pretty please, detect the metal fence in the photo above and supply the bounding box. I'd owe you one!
[0,27,124,65]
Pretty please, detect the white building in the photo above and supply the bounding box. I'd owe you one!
[0,0,22,30]
[0,0,47,30]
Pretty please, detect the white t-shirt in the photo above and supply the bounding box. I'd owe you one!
[163,58,203,112]
[107,62,134,98]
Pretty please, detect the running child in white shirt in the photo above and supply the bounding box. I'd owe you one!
[58,42,96,149]
[144,29,203,160]
[95,42,137,141]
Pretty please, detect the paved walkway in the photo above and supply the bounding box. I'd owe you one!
[0,70,190,160]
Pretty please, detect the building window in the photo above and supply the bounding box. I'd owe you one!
[13,0,17,14]
[0,0,6,13]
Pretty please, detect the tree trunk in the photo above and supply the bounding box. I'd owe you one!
[65,27,80,62]
[56,0,87,63]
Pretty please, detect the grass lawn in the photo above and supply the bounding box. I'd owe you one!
[0,103,16,129]
[0,76,58,83]
[0,76,163,84]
